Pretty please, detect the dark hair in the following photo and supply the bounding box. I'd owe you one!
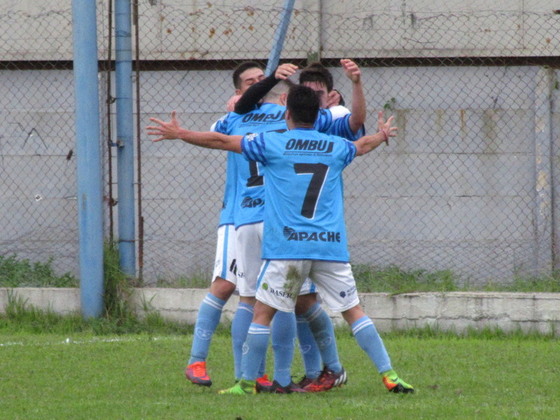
[232,61,263,89]
[299,62,333,92]
[287,85,320,125]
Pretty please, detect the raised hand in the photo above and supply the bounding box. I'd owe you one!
[377,111,397,144]
[341,59,361,84]
[275,63,298,80]
[146,111,181,142]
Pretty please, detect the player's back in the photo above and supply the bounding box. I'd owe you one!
[242,127,357,262]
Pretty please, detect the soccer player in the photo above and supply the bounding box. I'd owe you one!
[234,59,366,390]
[212,72,351,392]
[214,78,304,391]
[225,60,367,392]
[147,85,415,395]
[184,61,271,388]
[188,63,324,390]
[299,62,349,117]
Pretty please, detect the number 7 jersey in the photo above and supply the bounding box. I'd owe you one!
[215,103,359,230]
[241,127,357,262]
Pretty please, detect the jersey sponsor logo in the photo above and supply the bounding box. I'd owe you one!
[241,110,285,123]
[229,258,238,276]
[283,226,341,242]
[261,282,294,299]
[339,286,356,298]
[241,196,264,208]
[285,138,334,153]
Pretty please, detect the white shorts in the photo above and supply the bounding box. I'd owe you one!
[255,260,359,313]
[211,224,238,285]
[235,223,319,297]
[235,223,263,297]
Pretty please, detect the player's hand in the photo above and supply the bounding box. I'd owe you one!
[327,90,343,108]
[377,111,397,145]
[226,95,241,112]
[341,59,361,84]
[275,63,298,80]
[146,111,181,142]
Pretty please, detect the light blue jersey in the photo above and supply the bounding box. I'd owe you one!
[217,105,360,228]
[213,114,238,226]
[328,113,365,140]
[216,103,286,227]
[241,127,357,262]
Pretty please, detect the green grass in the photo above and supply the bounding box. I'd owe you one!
[153,265,560,293]
[0,255,77,287]
[0,330,558,420]
[3,252,560,292]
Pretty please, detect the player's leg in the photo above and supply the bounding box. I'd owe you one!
[186,224,237,387]
[232,223,270,385]
[219,300,277,395]
[319,263,414,394]
[294,288,323,386]
[341,304,414,393]
[295,290,346,392]
[220,260,308,395]
[231,295,256,380]
[270,310,296,387]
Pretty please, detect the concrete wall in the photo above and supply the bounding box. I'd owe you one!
[1,1,558,61]
[1,288,558,335]
[1,65,559,284]
[1,1,560,284]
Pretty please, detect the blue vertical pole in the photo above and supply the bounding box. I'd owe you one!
[265,0,296,76]
[72,0,104,318]
[115,0,136,276]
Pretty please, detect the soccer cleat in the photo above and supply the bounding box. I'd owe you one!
[256,379,307,394]
[382,371,415,394]
[218,379,257,395]
[185,361,212,387]
[256,374,274,387]
[301,366,347,392]
[296,376,316,388]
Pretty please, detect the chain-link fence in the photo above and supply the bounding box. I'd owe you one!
[2,1,560,287]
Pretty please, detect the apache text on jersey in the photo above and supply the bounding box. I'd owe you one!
[285,229,341,243]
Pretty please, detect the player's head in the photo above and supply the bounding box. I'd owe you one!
[286,85,320,128]
[232,61,265,95]
[263,79,295,105]
[299,62,333,108]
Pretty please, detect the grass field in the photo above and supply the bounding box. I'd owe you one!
[1,330,558,420]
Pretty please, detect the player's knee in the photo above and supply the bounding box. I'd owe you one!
[341,304,366,325]
[209,277,236,300]
[295,293,318,315]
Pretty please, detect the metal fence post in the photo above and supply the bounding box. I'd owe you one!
[72,0,104,318]
[533,66,554,275]
[115,0,136,277]
[264,0,295,76]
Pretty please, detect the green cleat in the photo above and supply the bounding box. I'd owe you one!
[218,379,257,395]
[382,370,415,394]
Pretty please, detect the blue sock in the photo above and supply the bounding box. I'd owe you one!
[241,323,270,381]
[351,316,392,373]
[303,303,341,373]
[188,293,225,364]
[296,314,322,379]
[231,302,254,379]
[271,311,296,387]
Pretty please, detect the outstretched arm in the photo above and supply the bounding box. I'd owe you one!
[354,112,397,156]
[147,111,242,153]
[341,59,366,134]
[234,63,298,114]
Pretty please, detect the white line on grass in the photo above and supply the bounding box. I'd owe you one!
[0,335,185,347]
